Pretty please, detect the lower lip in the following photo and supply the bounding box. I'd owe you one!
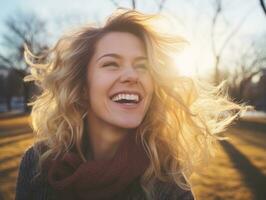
[111,100,142,109]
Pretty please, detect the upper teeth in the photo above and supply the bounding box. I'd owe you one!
[111,93,139,102]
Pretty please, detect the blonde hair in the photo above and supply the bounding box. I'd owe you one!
[25,9,244,199]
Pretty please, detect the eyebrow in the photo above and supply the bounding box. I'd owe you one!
[96,53,147,62]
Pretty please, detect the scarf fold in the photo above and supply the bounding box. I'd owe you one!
[47,133,150,200]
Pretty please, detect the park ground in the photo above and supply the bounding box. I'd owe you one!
[0,114,265,200]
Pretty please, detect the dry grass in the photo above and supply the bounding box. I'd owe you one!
[0,115,30,129]
[0,115,33,200]
[191,142,254,200]
[191,125,266,200]
[0,115,265,200]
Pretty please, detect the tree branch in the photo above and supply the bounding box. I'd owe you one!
[110,0,119,7]
[260,0,266,16]
[218,10,251,57]
[0,54,15,68]
[156,0,167,12]
[132,0,136,9]
[210,0,222,58]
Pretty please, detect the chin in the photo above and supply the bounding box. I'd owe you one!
[115,119,143,129]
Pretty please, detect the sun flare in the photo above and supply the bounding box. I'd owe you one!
[173,45,197,77]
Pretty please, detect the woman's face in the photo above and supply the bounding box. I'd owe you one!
[86,31,154,129]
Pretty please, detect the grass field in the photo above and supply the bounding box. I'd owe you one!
[0,115,33,200]
[0,115,265,200]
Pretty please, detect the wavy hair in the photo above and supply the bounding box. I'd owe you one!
[25,9,245,199]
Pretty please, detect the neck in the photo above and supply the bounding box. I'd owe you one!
[86,113,130,161]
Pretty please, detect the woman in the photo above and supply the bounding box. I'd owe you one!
[16,9,243,200]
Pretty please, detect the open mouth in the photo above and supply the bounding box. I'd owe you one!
[110,93,142,104]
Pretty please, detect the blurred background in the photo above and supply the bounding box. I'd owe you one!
[0,0,265,200]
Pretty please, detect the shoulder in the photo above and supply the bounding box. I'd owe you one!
[22,145,39,162]
[153,179,195,200]
[19,143,48,173]
[15,146,38,200]
[18,146,39,177]
[16,145,55,200]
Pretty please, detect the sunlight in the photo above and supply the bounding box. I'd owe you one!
[173,45,197,77]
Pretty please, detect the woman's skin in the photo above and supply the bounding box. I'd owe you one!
[86,32,154,161]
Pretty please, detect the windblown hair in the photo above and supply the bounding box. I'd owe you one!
[25,9,244,199]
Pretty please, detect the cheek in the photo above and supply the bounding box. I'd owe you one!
[144,75,154,97]
[141,75,154,113]
[87,72,115,104]
[88,78,106,101]
[87,71,102,106]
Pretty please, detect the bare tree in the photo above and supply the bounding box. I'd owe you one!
[228,35,266,104]
[0,12,48,112]
[210,0,222,84]
[0,12,48,70]
[210,0,252,85]
[110,0,136,9]
[109,0,167,12]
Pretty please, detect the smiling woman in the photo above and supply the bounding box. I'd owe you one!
[15,8,244,200]
[87,32,154,132]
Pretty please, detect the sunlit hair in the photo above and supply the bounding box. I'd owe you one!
[25,8,245,199]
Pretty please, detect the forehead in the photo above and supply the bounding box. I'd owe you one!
[93,31,146,58]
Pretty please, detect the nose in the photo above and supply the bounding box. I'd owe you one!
[120,66,139,84]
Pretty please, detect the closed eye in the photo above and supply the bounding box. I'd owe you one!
[102,62,119,67]
[136,64,148,70]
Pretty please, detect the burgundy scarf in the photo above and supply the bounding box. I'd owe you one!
[47,132,149,200]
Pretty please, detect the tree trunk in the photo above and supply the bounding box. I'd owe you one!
[23,82,31,113]
[260,0,266,15]
[214,55,220,85]
[6,95,12,111]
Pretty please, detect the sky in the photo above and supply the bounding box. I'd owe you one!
[0,0,266,77]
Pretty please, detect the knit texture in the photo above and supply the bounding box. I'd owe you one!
[15,146,195,200]
[47,132,149,200]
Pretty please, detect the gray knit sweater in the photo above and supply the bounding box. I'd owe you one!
[15,147,195,200]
